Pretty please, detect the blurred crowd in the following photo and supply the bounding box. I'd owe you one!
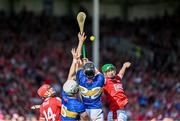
[0,9,179,121]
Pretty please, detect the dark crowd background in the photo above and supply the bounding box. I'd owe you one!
[0,8,179,120]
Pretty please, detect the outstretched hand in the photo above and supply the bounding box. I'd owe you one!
[78,32,86,42]
[82,58,89,65]
[123,62,131,68]
[31,105,40,110]
[71,48,80,60]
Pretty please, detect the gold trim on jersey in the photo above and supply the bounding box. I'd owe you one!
[79,86,102,99]
[61,105,78,118]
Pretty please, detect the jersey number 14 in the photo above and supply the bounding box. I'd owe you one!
[43,107,56,121]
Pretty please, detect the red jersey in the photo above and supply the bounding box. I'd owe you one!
[39,97,61,121]
[104,75,128,111]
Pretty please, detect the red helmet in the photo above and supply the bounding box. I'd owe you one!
[37,84,50,97]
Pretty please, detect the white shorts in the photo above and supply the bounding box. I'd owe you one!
[86,109,104,121]
[107,110,127,121]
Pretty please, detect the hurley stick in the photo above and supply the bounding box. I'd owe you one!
[77,12,86,58]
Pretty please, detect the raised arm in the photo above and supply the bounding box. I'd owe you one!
[75,33,87,71]
[76,32,86,58]
[118,62,131,79]
[67,48,80,80]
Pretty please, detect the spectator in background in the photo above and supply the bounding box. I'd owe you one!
[0,9,179,120]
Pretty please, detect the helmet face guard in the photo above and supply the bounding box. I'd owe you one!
[83,62,95,79]
[63,80,79,96]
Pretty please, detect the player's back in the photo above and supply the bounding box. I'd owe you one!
[61,91,86,121]
[39,97,61,121]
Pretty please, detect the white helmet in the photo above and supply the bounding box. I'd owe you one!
[63,80,79,95]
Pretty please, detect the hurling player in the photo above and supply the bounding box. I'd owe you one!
[76,33,105,121]
[102,62,131,121]
[38,84,62,121]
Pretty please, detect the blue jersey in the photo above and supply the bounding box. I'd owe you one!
[76,69,105,109]
[61,91,85,121]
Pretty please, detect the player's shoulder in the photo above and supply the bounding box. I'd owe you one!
[55,97,62,104]
[76,69,85,78]
[77,69,83,75]
[55,97,61,101]
[115,75,122,81]
[49,97,61,102]
[62,90,67,97]
[77,68,83,72]
[96,73,104,79]
[73,99,84,108]
[95,73,105,82]
[116,74,122,79]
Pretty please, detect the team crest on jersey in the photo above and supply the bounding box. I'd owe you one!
[79,86,102,99]
[114,83,123,91]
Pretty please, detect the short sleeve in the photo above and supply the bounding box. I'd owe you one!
[117,73,123,79]
[115,75,122,82]
[55,97,62,107]
[97,74,105,85]
[76,69,84,81]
